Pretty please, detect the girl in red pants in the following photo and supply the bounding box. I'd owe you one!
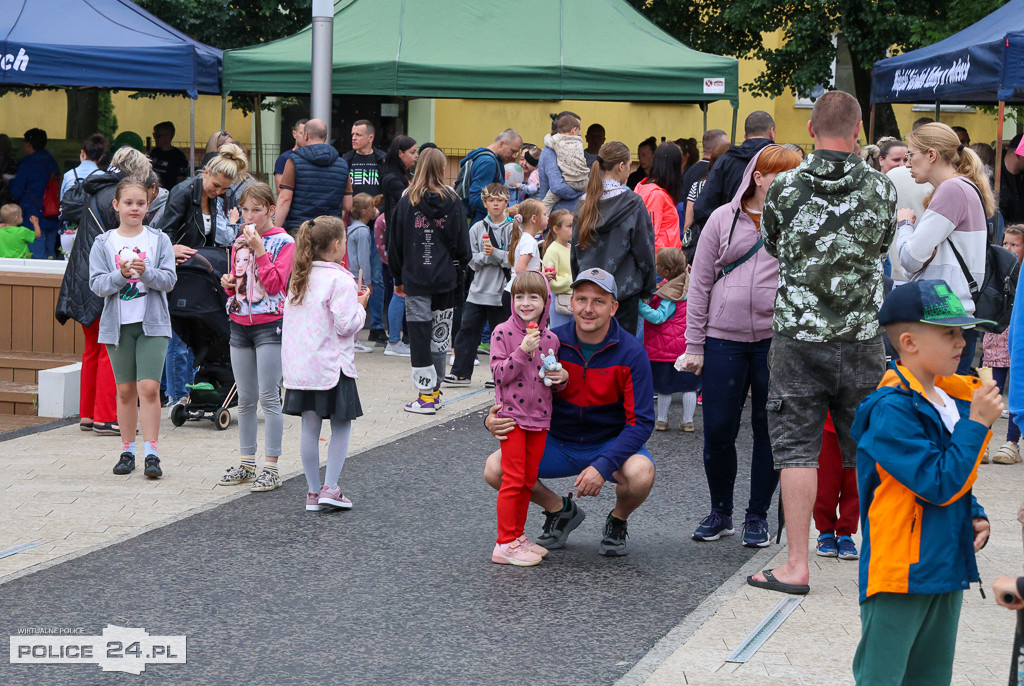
[814,414,859,559]
[489,271,567,566]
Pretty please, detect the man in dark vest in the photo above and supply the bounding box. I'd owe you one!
[275,118,350,233]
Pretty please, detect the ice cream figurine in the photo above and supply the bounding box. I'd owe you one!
[481,233,490,248]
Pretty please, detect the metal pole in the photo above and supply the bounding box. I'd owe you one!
[730,105,738,143]
[311,0,334,133]
[254,96,264,179]
[934,99,941,122]
[996,101,1006,197]
[868,103,875,144]
[701,103,708,135]
[221,94,227,132]
[189,98,196,177]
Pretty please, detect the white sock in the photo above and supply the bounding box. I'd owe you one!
[656,394,672,422]
[682,392,697,424]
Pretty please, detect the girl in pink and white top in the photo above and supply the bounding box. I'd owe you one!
[218,183,295,492]
[282,215,370,512]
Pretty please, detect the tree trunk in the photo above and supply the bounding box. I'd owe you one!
[65,89,99,141]
[849,58,901,142]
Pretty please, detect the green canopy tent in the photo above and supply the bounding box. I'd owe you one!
[222,0,739,121]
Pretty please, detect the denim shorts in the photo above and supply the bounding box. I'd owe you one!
[538,435,654,480]
[767,333,885,469]
[229,320,282,348]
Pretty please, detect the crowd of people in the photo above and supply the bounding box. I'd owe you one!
[8,90,1024,682]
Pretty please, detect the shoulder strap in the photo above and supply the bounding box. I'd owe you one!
[716,236,764,283]
[943,178,987,295]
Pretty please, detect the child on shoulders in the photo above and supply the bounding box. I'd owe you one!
[851,279,1000,684]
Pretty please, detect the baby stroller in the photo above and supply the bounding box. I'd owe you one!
[167,246,237,430]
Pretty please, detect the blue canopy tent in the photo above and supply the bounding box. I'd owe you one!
[1,0,223,170]
[870,0,1024,186]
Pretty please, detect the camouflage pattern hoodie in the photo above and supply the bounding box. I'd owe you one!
[762,149,897,342]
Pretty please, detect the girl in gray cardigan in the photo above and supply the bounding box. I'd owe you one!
[89,178,177,479]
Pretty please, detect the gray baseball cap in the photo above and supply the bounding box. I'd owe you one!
[571,267,618,299]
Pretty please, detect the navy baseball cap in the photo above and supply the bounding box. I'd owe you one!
[571,267,618,299]
[878,279,995,327]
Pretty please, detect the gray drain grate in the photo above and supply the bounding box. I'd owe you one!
[726,595,804,663]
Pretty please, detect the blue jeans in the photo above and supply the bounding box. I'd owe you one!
[701,337,777,520]
[163,330,195,401]
[368,247,385,330]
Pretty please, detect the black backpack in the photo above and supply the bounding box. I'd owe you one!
[947,182,1020,333]
[59,168,98,226]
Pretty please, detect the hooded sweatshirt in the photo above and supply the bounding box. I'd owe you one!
[686,147,779,355]
[763,149,897,343]
[224,227,295,325]
[692,138,774,227]
[466,215,513,306]
[851,365,988,603]
[389,189,471,297]
[490,272,563,431]
[570,189,656,301]
[635,179,682,253]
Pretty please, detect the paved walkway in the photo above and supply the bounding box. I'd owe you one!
[631,417,1024,686]
[0,347,494,582]
[3,343,1024,684]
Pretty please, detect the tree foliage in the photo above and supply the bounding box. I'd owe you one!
[135,0,310,51]
[627,0,1007,137]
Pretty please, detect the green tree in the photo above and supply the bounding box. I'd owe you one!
[135,0,310,50]
[627,0,1006,139]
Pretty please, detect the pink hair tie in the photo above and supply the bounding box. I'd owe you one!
[514,213,524,223]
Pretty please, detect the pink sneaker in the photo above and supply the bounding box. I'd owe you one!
[305,492,321,512]
[519,535,548,558]
[492,538,543,566]
[319,485,353,510]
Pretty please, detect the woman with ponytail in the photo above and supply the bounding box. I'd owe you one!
[570,141,656,335]
[895,122,996,373]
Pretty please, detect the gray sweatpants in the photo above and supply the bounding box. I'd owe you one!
[229,343,283,457]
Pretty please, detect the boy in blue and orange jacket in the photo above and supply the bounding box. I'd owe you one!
[850,279,1001,685]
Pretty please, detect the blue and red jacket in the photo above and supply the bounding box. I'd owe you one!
[550,317,655,481]
[851,364,989,604]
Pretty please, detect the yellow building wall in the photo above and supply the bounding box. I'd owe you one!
[0,90,251,148]
[433,33,1001,156]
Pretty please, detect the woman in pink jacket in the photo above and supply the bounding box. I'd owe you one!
[635,142,683,253]
[678,145,802,548]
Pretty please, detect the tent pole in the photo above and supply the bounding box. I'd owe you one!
[868,103,876,144]
[254,96,264,180]
[189,98,196,177]
[996,101,1006,197]
[221,95,227,132]
[701,103,708,135]
[730,105,738,143]
[311,0,334,134]
[934,100,940,122]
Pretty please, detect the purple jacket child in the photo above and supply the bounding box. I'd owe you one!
[490,272,565,431]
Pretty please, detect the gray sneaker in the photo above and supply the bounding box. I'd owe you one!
[250,468,282,492]
[535,498,586,550]
[218,464,255,486]
[599,513,629,557]
[383,341,412,357]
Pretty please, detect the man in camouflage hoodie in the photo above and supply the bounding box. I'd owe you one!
[748,91,897,595]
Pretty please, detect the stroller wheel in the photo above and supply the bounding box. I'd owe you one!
[215,408,231,430]
[170,403,188,427]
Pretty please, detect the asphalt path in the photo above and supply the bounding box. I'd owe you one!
[0,401,774,685]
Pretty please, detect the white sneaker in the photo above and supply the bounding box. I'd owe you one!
[384,341,411,357]
[353,342,374,354]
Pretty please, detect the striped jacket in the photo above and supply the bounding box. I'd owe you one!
[851,365,989,604]
[550,317,655,481]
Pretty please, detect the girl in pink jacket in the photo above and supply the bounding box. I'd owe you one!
[489,271,566,566]
[281,216,370,513]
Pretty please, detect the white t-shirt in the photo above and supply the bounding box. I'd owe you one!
[107,229,151,324]
[505,232,542,292]
[928,387,960,434]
